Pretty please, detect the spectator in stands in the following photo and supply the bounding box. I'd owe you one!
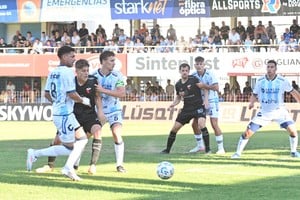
[96,32,106,53]
[177,36,188,53]
[31,38,44,54]
[139,23,148,38]
[133,37,145,53]
[277,35,288,52]
[231,79,240,95]
[12,30,21,44]
[22,81,31,103]
[228,28,241,52]
[288,37,299,52]
[220,21,230,44]
[246,20,255,41]
[6,80,16,94]
[165,79,174,101]
[223,82,230,95]
[144,31,153,52]
[33,80,41,103]
[243,34,254,52]
[132,29,144,44]
[0,90,7,103]
[254,21,268,43]
[71,30,81,48]
[167,24,177,41]
[236,21,246,42]
[266,21,276,44]
[53,30,61,43]
[125,78,136,96]
[243,81,252,95]
[283,27,294,44]
[26,31,35,44]
[209,21,219,37]
[96,24,107,39]
[290,19,300,35]
[212,29,222,52]
[122,37,134,53]
[151,24,161,40]
[78,23,89,46]
[112,23,121,40]
[149,91,159,101]
[0,37,7,53]
[43,39,54,53]
[118,29,127,46]
[200,31,209,50]
[292,80,299,91]
[60,31,70,45]
[64,37,75,47]
[40,31,49,45]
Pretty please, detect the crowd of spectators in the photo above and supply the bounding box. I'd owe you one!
[1,19,300,54]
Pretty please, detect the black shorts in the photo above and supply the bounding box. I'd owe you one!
[76,113,101,134]
[176,107,206,125]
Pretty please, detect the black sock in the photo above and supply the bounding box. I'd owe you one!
[201,127,210,152]
[90,139,102,165]
[166,131,177,153]
[48,143,56,168]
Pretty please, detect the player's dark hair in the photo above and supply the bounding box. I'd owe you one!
[99,51,115,64]
[57,46,75,59]
[267,59,277,67]
[179,63,190,70]
[75,59,89,69]
[195,56,204,63]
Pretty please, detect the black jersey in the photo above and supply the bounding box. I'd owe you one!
[175,75,203,112]
[74,75,98,116]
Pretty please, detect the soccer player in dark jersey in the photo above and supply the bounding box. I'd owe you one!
[36,59,105,175]
[160,63,210,154]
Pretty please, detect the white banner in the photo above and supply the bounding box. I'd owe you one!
[40,0,110,21]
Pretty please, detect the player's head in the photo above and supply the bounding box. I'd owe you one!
[75,59,89,81]
[57,46,76,68]
[179,63,190,79]
[194,56,205,72]
[266,60,277,77]
[99,51,116,71]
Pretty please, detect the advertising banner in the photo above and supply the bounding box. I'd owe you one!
[0,0,18,22]
[0,53,127,77]
[110,0,210,19]
[2,102,300,123]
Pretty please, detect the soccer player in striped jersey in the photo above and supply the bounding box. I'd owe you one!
[26,46,91,181]
[232,60,300,159]
[191,56,225,154]
[92,51,126,173]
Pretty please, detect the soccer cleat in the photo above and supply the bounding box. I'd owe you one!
[160,149,170,154]
[216,149,226,155]
[26,148,37,172]
[189,145,205,153]
[36,165,53,173]
[116,165,126,173]
[291,152,300,157]
[61,167,82,181]
[231,153,241,159]
[88,164,96,175]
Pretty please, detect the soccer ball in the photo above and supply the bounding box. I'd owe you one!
[156,161,174,180]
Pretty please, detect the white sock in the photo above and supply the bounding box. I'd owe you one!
[194,134,204,147]
[74,156,81,167]
[216,135,224,150]
[236,136,249,155]
[289,135,298,153]
[64,138,88,171]
[34,145,71,157]
[114,142,124,167]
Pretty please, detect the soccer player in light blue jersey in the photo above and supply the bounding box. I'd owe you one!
[26,46,91,181]
[93,51,126,173]
[191,56,225,154]
[232,60,300,159]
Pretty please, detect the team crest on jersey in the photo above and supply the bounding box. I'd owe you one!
[86,87,92,94]
[261,0,281,14]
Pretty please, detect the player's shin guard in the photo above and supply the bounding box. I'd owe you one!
[166,131,177,152]
[90,139,102,165]
[201,128,210,153]
[114,141,124,167]
[64,137,88,171]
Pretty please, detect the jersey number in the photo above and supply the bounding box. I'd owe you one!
[50,82,57,99]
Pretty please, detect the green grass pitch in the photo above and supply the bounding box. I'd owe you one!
[1,121,300,200]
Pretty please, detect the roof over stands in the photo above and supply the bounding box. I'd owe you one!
[0,0,299,23]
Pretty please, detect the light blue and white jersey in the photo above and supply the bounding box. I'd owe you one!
[92,69,125,116]
[253,74,292,112]
[45,66,76,116]
[192,69,219,103]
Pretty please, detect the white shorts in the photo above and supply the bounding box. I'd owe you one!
[53,113,80,143]
[105,111,123,127]
[206,101,219,118]
[251,107,294,127]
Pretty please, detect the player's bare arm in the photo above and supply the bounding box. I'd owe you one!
[248,93,258,109]
[44,91,53,103]
[94,84,126,98]
[68,91,91,106]
[169,95,181,109]
[95,93,106,124]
